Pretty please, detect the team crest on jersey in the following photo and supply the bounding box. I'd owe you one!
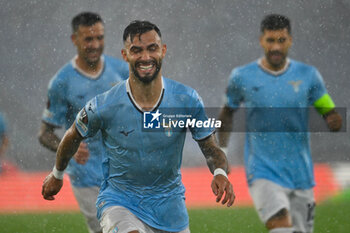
[288,80,302,93]
[77,108,88,133]
[162,122,173,137]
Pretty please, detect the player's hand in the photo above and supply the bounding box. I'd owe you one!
[325,111,342,132]
[211,175,235,207]
[41,173,63,200]
[73,142,89,164]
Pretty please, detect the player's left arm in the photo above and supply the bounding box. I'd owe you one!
[0,134,9,158]
[313,93,342,132]
[197,134,235,207]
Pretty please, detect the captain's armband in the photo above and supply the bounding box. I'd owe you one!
[313,93,335,115]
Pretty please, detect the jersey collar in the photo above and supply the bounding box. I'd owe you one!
[126,77,165,113]
[71,55,105,80]
[258,57,290,76]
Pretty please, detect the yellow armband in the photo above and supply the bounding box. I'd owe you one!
[313,93,335,115]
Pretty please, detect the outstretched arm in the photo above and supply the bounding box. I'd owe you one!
[197,134,235,207]
[42,123,83,200]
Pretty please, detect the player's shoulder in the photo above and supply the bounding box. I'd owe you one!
[231,60,259,77]
[48,61,75,88]
[164,77,198,97]
[95,80,127,106]
[289,59,318,73]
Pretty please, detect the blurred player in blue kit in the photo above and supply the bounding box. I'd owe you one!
[0,112,9,173]
[42,20,235,233]
[38,12,128,233]
[218,14,342,233]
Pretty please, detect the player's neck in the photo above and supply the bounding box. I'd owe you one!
[75,56,103,76]
[261,57,287,72]
[128,75,163,111]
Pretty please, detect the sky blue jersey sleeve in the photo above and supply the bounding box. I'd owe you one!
[42,75,67,127]
[189,90,215,141]
[0,113,7,137]
[75,97,102,138]
[225,68,243,109]
[308,67,328,105]
[118,61,129,80]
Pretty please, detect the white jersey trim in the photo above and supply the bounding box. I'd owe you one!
[126,77,164,112]
[258,57,290,76]
[71,55,105,80]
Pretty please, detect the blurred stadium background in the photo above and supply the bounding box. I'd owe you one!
[0,0,349,232]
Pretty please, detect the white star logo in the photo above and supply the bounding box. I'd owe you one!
[150,109,162,122]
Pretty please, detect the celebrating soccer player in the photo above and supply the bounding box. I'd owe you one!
[0,112,9,174]
[38,12,129,233]
[218,14,342,233]
[42,20,235,233]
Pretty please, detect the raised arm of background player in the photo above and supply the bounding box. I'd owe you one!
[38,122,89,164]
[197,134,235,207]
[217,99,343,149]
[42,123,84,200]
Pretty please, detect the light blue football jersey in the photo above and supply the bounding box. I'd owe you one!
[75,77,214,231]
[42,55,129,187]
[0,112,7,144]
[226,59,329,189]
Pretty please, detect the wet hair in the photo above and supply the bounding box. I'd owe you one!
[123,20,161,43]
[71,12,104,33]
[261,14,291,34]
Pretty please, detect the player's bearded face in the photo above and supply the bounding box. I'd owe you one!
[260,28,292,69]
[131,57,162,84]
[124,30,166,84]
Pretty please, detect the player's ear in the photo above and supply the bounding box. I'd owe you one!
[161,43,167,58]
[121,48,128,62]
[71,33,77,46]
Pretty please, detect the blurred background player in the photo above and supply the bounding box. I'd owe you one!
[0,112,9,174]
[42,20,234,233]
[38,12,128,233]
[218,14,342,233]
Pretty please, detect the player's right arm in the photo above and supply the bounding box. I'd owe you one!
[38,122,90,164]
[217,68,243,151]
[42,97,102,200]
[42,123,83,200]
[38,122,61,152]
[217,106,235,149]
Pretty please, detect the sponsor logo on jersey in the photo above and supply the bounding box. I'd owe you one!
[119,129,134,136]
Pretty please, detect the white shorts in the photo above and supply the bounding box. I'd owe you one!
[72,185,101,233]
[249,179,315,233]
[100,205,191,233]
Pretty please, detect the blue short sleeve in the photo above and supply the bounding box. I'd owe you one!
[189,90,215,141]
[308,68,328,105]
[75,97,102,138]
[0,113,7,137]
[225,69,243,109]
[42,76,67,127]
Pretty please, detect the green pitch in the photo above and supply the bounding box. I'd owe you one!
[0,198,349,233]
